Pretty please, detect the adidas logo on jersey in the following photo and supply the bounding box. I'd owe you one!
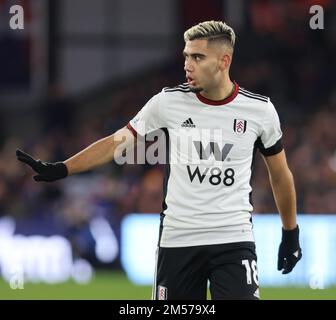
[181,118,196,128]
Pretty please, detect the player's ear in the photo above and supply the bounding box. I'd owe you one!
[219,53,231,71]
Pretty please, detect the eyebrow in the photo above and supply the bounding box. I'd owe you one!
[182,51,206,58]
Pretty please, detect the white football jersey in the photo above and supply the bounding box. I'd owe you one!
[128,82,283,247]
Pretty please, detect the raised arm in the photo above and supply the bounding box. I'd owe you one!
[263,149,302,274]
[16,126,136,181]
[64,126,135,175]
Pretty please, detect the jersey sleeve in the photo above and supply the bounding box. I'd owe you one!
[127,91,165,137]
[257,99,283,156]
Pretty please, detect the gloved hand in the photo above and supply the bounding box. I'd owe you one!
[278,225,302,274]
[16,149,68,182]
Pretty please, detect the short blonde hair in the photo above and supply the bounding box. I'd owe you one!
[184,20,235,48]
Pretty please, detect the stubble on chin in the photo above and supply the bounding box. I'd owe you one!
[188,85,202,93]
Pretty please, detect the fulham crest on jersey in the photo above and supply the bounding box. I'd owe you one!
[233,119,247,135]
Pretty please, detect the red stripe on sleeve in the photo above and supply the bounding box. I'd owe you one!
[127,122,138,137]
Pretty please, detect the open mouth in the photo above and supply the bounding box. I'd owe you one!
[187,76,195,85]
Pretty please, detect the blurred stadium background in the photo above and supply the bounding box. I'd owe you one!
[0,0,336,299]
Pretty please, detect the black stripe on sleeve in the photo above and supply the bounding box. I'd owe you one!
[238,91,268,103]
[164,88,191,93]
[256,137,283,156]
[239,87,268,100]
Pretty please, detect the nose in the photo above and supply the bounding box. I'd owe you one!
[184,57,193,72]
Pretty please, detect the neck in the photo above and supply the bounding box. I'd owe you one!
[200,76,234,101]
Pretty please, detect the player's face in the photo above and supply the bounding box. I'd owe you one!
[183,39,225,93]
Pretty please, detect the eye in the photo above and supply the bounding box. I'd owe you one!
[194,55,204,62]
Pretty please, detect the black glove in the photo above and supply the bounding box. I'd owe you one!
[16,149,68,182]
[277,225,302,274]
